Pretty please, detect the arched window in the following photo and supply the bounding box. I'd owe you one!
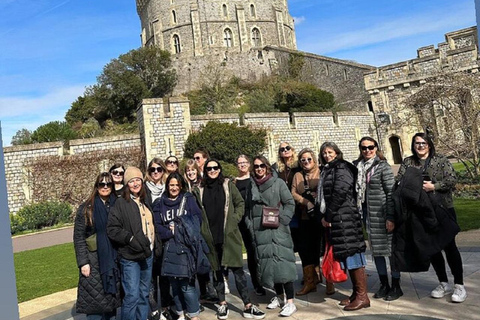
[251,28,261,47]
[250,4,256,17]
[173,35,181,53]
[172,10,177,24]
[224,28,233,47]
[222,4,228,18]
[343,69,348,80]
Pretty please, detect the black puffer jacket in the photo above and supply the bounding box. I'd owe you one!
[74,203,121,314]
[321,159,366,260]
[107,197,153,261]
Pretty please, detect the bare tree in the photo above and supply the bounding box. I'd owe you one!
[402,72,480,180]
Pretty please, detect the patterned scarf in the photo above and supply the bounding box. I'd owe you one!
[355,157,376,215]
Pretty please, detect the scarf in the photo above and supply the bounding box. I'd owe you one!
[253,173,272,186]
[355,157,376,216]
[316,165,327,214]
[93,194,119,294]
[203,178,226,245]
[146,181,165,203]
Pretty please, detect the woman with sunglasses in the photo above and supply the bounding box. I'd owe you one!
[74,172,120,319]
[165,156,180,174]
[353,137,400,301]
[291,148,333,296]
[396,133,465,303]
[144,158,170,320]
[107,167,156,320]
[197,159,265,320]
[246,156,297,317]
[193,149,209,176]
[234,154,266,296]
[317,142,368,311]
[109,163,125,197]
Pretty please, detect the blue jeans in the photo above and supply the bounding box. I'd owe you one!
[86,312,116,320]
[120,254,153,320]
[170,277,200,318]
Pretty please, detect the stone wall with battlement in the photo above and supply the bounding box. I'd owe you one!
[363,26,479,163]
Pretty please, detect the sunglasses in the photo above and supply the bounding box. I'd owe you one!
[414,142,427,146]
[361,145,376,151]
[111,170,124,176]
[300,158,312,163]
[253,163,267,169]
[166,160,178,165]
[279,146,291,153]
[97,182,113,188]
[149,167,163,173]
[206,166,220,171]
[194,156,201,160]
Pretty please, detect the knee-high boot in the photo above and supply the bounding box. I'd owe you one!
[296,265,317,295]
[339,269,356,306]
[344,267,370,311]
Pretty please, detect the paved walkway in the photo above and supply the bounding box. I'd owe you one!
[16,229,480,320]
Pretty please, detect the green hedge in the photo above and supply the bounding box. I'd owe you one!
[10,201,73,235]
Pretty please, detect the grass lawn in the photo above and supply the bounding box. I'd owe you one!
[454,198,480,231]
[14,243,78,303]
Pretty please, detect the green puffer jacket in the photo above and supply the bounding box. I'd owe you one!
[245,175,297,289]
[196,179,244,269]
[355,157,395,257]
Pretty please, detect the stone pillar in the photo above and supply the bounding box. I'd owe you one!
[236,4,249,52]
[191,3,204,56]
[0,123,20,319]
[137,97,191,162]
[274,7,286,47]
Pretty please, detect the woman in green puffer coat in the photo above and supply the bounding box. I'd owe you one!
[354,137,401,302]
[245,155,297,317]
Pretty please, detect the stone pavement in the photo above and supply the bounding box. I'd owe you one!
[17,229,480,320]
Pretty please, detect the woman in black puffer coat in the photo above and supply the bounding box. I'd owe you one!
[74,172,121,320]
[317,142,368,311]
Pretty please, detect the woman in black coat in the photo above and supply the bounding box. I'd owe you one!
[317,142,368,311]
[74,172,121,320]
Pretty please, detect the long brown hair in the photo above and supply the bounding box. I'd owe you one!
[356,136,386,161]
[146,157,167,184]
[83,172,113,226]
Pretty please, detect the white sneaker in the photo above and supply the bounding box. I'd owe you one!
[279,302,297,317]
[451,284,467,303]
[224,276,230,294]
[266,296,281,309]
[431,282,452,298]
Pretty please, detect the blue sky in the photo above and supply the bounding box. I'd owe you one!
[0,0,476,146]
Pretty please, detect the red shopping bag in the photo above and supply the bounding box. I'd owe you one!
[322,241,348,283]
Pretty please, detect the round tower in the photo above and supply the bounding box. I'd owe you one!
[136,0,297,57]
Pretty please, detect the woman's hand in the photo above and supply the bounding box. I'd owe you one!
[423,181,435,192]
[321,217,331,228]
[81,264,91,277]
[306,201,315,211]
[386,220,395,233]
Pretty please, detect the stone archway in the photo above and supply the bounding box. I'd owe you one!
[389,136,403,164]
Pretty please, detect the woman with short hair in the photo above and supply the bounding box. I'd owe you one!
[165,156,180,174]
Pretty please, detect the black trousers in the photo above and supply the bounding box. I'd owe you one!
[239,218,261,289]
[274,282,295,300]
[297,218,323,267]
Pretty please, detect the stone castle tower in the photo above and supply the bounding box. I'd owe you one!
[136,0,296,57]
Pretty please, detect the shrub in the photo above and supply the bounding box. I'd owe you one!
[10,201,73,235]
[184,121,267,164]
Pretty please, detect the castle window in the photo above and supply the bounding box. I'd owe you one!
[172,10,177,24]
[173,35,181,53]
[324,64,329,76]
[343,69,348,80]
[222,4,228,18]
[250,4,256,17]
[224,28,233,47]
[251,28,261,47]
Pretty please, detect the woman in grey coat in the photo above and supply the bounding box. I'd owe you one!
[246,156,297,317]
[354,137,401,301]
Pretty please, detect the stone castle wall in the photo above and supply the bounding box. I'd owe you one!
[364,26,479,162]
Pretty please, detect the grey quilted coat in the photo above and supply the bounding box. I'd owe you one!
[74,204,121,314]
[354,157,395,257]
[245,175,297,289]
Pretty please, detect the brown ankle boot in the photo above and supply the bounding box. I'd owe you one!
[296,265,317,296]
[326,281,335,295]
[344,267,370,311]
[339,269,356,306]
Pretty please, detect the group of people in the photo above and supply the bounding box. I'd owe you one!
[73,133,467,320]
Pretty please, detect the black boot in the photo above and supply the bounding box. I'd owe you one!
[384,277,403,301]
[374,275,390,299]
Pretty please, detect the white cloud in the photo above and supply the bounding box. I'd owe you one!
[293,16,306,25]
